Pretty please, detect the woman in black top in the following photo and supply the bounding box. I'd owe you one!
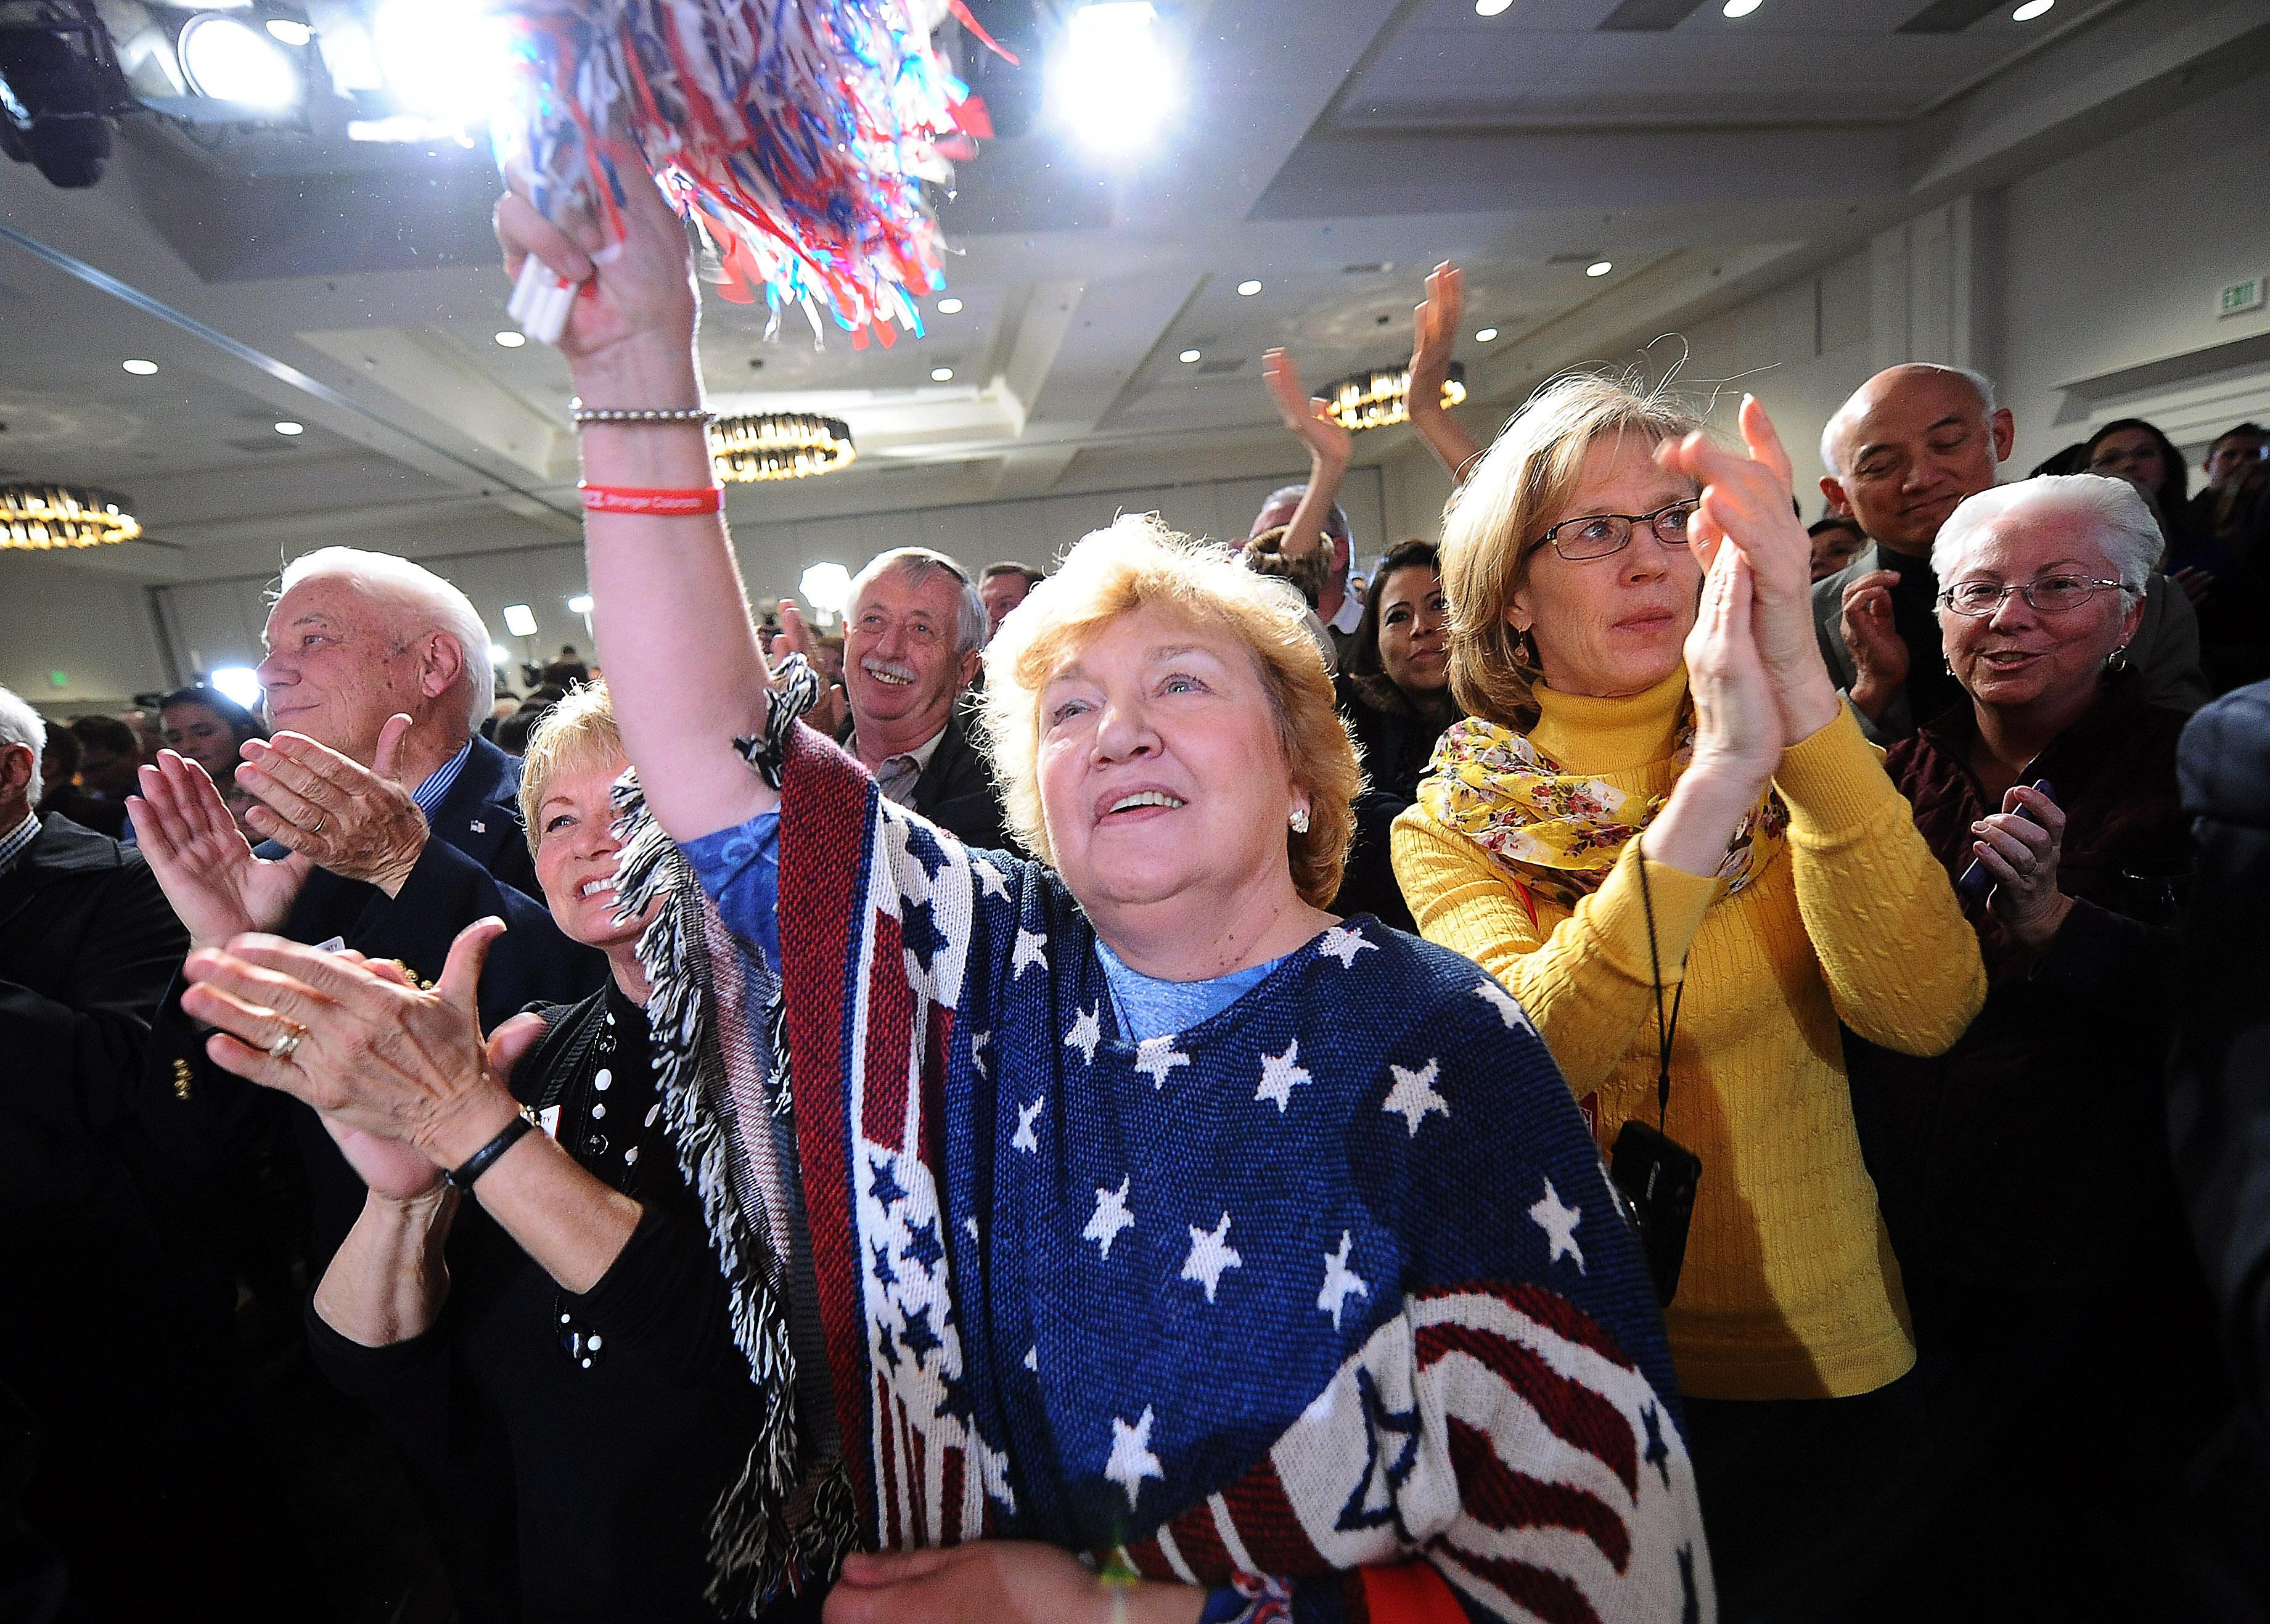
[182,684,805,1622]
[1330,539,1459,929]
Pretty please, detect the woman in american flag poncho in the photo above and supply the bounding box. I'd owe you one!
[494,168,1718,1623]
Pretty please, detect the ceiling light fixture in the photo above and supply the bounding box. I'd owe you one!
[2011,0,2052,16]
[0,483,142,551]
[930,366,955,382]
[1321,362,1468,433]
[1237,279,1263,296]
[501,603,539,636]
[1179,348,1201,363]
[121,358,158,375]
[1475,0,1515,14]
[273,420,303,435]
[489,643,510,666]
[1586,260,1613,277]
[800,561,854,616]
[567,593,594,615]
[1052,2,1175,156]
[710,412,858,483]
[208,666,263,710]
[936,297,964,314]
[1475,327,1499,342]
[1721,0,1761,16]
[265,18,313,46]
[371,0,512,121]
[494,329,526,348]
[178,13,301,109]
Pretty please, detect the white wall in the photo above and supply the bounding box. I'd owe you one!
[1,553,175,715]
[150,465,1388,686]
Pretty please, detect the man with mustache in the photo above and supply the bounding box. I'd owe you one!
[1813,363,2210,741]
[833,546,1008,849]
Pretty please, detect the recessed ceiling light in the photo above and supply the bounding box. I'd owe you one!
[2012,0,2052,16]
[931,366,955,382]
[1475,0,1514,14]
[1721,0,1760,16]
[265,18,313,45]
[493,329,526,348]
[935,297,964,314]
[1179,348,1202,363]
[567,594,594,615]
[1237,279,1263,297]
[502,603,538,636]
[1586,260,1613,277]
[273,420,304,435]
[488,643,510,666]
[121,358,157,375]
[1475,327,1499,343]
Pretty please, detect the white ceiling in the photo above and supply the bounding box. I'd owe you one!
[2,0,2264,592]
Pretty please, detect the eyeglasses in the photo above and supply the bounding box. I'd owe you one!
[1938,575,2127,617]
[1536,500,1697,562]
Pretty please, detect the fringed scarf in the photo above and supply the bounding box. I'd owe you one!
[609,657,854,1617]
[1416,713,1787,910]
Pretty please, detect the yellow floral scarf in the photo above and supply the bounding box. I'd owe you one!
[1416,715,1788,909]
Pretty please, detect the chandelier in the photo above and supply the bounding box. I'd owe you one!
[1320,361,1468,433]
[0,483,143,550]
[709,412,857,483]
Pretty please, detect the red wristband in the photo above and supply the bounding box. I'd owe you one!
[578,483,724,515]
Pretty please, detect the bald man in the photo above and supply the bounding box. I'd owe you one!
[1813,363,2209,741]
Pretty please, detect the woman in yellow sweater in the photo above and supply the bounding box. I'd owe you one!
[1391,375,1984,1615]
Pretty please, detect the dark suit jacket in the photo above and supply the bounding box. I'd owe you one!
[845,705,1012,852]
[151,735,606,1260]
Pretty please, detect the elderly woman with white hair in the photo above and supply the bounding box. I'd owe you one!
[398,164,1718,1621]
[1853,473,2226,1617]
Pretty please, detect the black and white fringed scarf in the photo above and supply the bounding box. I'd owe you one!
[609,656,853,1616]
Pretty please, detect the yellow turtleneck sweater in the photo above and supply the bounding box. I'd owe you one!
[1391,668,1984,1401]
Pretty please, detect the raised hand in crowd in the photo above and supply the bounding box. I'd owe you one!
[1407,260,1487,483]
[232,716,430,895]
[129,747,314,949]
[1838,567,1909,720]
[1967,783,2072,950]
[1260,345,1350,565]
[1658,394,1842,747]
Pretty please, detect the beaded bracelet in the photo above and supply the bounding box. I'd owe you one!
[568,398,717,427]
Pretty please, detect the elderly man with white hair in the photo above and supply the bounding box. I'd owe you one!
[1811,362,2209,742]
[131,546,604,1261]
[1848,473,2226,1614]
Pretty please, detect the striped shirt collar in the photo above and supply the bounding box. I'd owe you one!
[0,811,41,879]
[411,740,475,816]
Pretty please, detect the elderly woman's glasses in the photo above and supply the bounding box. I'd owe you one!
[1537,500,1698,562]
[1938,575,2125,617]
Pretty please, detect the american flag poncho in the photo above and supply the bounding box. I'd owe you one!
[654,666,1717,1622]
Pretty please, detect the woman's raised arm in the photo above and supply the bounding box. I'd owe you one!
[494,165,777,843]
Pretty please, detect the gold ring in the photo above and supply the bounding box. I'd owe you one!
[267,1022,308,1060]
[309,818,326,835]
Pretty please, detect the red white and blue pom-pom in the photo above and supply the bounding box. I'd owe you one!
[494,0,980,349]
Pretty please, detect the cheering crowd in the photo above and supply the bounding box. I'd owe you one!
[7,167,2270,1624]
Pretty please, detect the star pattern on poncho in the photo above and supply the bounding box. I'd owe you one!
[1318,1229,1369,1330]
[1105,1408,1164,1510]
[1064,1003,1102,1066]
[1084,1176,1134,1260]
[1180,1211,1243,1303]
[1381,1057,1449,1136]
[1012,1097,1043,1154]
[974,859,1012,901]
[1255,1039,1311,1113]
[1530,1177,1584,1272]
[1473,978,1532,1033]
[1317,925,1377,969]
[1012,928,1049,979]
[1133,1035,1191,1089]
[970,1029,991,1077]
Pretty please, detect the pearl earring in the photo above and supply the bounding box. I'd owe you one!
[1289,806,1311,835]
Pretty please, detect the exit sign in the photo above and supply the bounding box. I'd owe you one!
[2221,276,2266,318]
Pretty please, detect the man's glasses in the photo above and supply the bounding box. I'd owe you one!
[1938,575,2126,617]
[1536,500,1698,562]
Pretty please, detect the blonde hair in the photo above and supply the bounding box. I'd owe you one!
[1440,375,1702,730]
[517,681,626,856]
[978,514,1361,908]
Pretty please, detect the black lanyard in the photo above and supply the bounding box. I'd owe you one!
[1636,837,1682,1134]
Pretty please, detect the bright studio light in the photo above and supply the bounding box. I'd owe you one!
[372,0,512,121]
[122,358,158,375]
[1052,2,1175,156]
[208,666,263,710]
[179,14,301,109]
[567,593,594,615]
[800,562,853,616]
[266,18,313,46]
[501,602,538,636]
[2012,0,2053,16]
[1475,0,1514,14]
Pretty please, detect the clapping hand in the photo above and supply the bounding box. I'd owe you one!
[1972,785,2073,951]
[232,716,430,896]
[1262,348,1352,477]
[130,749,314,949]
[1658,396,1840,746]
[1407,261,1462,420]
[1683,544,1782,794]
[1837,568,1909,720]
